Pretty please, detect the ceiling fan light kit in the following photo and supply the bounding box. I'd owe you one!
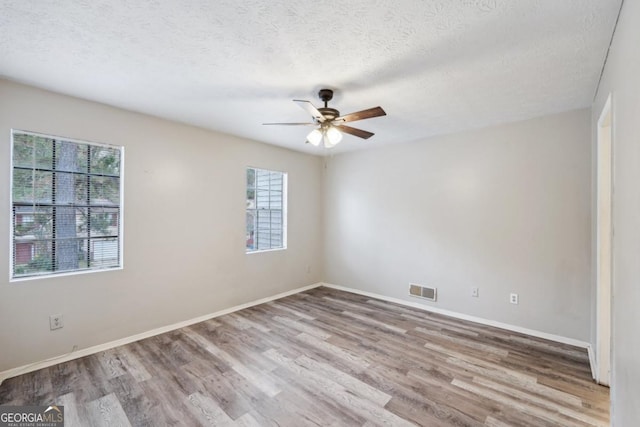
[264,88,386,149]
[307,123,343,148]
[324,126,343,147]
[307,128,323,146]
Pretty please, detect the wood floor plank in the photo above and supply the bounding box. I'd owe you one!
[295,332,371,372]
[294,354,392,407]
[115,348,152,383]
[272,315,332,339]
[484,415,517,427]
[321,295,377,312]
[342,310,409,334]
[186,392,235,426]
[98,349,127,379]
[85,392,133,427]
[451,378,601,427]
[224,312,271,333]
[182,328,281,398]
[195,369,255,420]
[412,327,510,357]
[264,348,413,426]
[266,301,315,320]
[233,412,261,427]
[0,287,609,426]
[471,376,608,426]
[56,392,83,427]
[107,374,158,426]
[136,376,202,426]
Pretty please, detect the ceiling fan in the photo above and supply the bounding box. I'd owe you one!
[263,89,386,148]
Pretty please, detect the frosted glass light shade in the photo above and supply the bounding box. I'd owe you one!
[306,128,322,146]
[324,126,343,148]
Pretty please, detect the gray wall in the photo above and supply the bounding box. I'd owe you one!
[324,109,592,341]
[592,0,640,424]
[0,79,324,372]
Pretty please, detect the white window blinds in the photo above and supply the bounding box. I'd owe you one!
[246,167,287,252]
[11,130,123,279]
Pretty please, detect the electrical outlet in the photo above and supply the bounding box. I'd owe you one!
[50,314,64,330]
[510,293,519,305]
[471,287,479,297]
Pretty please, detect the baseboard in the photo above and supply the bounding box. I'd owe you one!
[321,282,590,349]
[0,282,322,385]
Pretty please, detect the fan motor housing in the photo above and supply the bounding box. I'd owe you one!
[318,107,340,120]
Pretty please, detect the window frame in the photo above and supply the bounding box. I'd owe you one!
[9,129,125,282]
[245,166,287,254]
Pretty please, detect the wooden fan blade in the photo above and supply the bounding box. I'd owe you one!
[263,122,315,126]
[336,125,374,139]
[335,106,386,123]
[293,100,326,122]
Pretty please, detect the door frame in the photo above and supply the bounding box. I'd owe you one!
[595,93,613,386]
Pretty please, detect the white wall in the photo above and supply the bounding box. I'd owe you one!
[592,0,640,424]
[0,79,324,372]
[324,109,591,341]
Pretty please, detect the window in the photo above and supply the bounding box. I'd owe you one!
[246,167,286,252]
[11,130,123,279]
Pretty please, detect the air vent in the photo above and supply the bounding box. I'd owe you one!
[409,283,437,301]
[409,284,422,297]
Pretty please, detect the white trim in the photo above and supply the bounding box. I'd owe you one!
[119,145,125,271]
[8,129,15,282]
[10,128,121,150]
[321,283,590,349]
[0,282,322,385]
[587,344,597,380]
[9,266,124,283]
[245,247,286,255]
[595,93,613,386]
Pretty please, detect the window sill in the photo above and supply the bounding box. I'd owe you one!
[10,266,123,283]
[246,247,287,255]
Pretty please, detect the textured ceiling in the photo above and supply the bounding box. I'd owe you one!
[0,0,621,155]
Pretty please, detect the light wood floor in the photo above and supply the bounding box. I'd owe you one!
[0,287,609,426]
